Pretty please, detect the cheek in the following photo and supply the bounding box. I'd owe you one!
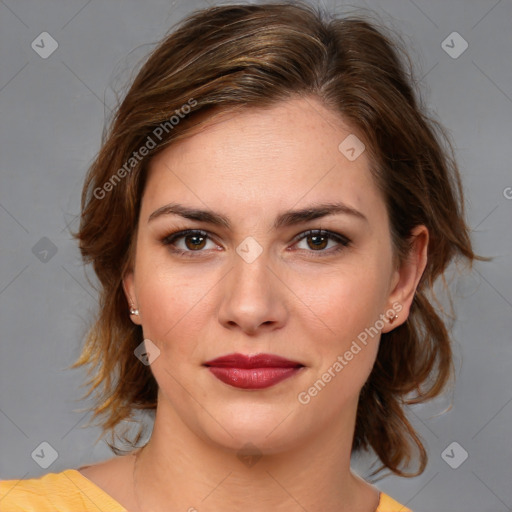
[135,263,214,361]
[290,259,389,397]
[296,262,389,341]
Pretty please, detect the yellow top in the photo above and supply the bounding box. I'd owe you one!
[1,469,412,511]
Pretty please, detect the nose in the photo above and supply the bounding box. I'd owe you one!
[217,247,288,335]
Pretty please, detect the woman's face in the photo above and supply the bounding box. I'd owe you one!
[124,96,426,454]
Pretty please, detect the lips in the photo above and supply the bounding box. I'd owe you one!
[203,353,304,389]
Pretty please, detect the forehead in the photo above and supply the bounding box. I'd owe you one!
[141,97,383,223]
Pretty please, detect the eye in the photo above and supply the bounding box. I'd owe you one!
[291,229,351,256]
[161,229,220,257]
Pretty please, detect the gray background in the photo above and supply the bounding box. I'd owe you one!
[1,0,511,511]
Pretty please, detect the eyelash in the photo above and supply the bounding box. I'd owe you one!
[161,229,351,258]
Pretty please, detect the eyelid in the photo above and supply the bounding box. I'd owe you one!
[162,228,210,243]
[290,229,351,247]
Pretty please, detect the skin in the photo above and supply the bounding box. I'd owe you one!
[79,96,428,512]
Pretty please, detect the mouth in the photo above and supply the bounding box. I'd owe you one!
[203,353,305,390]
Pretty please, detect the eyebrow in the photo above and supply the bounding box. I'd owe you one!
[148,201,367,229]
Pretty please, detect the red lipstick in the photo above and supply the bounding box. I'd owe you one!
[203,353,304,389]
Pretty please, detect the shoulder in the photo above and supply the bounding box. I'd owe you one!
[0,467,127,512]
[377,492,413,512]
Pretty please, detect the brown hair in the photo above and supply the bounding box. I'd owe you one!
[71,1,480,477]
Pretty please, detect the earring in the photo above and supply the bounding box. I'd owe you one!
[388,313,398,323]
[130,303,139,316]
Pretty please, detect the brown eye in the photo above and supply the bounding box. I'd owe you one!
[293,229,351,257]
[184,234,207,250]
[306,234,329,250]
[162,229,217,256]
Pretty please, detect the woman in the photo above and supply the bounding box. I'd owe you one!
[0,2,478,511]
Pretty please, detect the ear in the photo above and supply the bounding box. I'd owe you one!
[381,225,429,333]
[122,269,141,326]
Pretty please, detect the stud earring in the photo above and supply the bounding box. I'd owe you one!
[388,313,398,323]
[130,303,139,316]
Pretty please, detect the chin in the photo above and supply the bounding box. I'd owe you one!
[193,402,309,456]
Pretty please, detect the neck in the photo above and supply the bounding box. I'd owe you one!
[131,393,378,512]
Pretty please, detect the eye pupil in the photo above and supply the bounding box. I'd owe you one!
[185,235,206,250]
[308,235,328,250]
